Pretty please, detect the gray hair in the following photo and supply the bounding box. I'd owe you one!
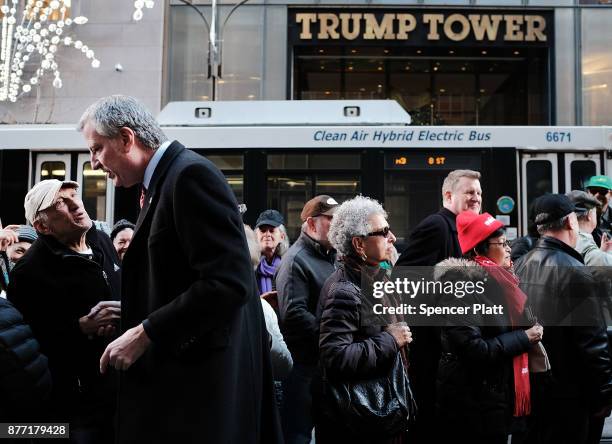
[442,169,481,197]
[536,213,571,235]
[328,195,387,257]
[77,95,167,150]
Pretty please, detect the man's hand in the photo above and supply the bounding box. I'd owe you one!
[100,323,151,373]
[79,300,121,336]
[0,228,18,251]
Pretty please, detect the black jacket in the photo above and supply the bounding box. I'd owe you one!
[0,298,51,420]
[277,231,336,365]
[594,206,612,247]
[510,235,538,263]
[7,228,120,424]
[315,263,400,442]
[434,258,532,439]
[515,236,612,408]
[396,208,462,268]
[119,142,282,444]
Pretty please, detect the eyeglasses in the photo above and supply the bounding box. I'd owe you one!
[367,226,391,238]
[488,240,510,248]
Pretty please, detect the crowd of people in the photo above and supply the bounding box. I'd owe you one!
[0,94,611,444]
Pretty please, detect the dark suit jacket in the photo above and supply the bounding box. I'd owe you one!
[395,207,461,267]
[118,142,282,444]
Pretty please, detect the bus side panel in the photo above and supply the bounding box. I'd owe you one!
[0,150,30,225]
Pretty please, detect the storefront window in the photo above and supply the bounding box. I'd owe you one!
[294,46,549,125]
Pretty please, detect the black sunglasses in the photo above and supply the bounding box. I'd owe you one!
[367,226,391,238]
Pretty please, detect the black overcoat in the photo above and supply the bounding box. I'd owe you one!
[117,142,282,444]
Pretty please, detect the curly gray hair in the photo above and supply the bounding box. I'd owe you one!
[328,195,387,257]
[77,95,167,150]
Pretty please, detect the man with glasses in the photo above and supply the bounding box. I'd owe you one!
[7,179,121,443]
[276,195,338,443]
[585,175,612,247]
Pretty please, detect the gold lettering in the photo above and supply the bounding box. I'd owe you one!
[468,14,503,41]
[504,15,524,41]
[317,13,340,40]
[296,13,316,39]
[423,14,444,40]
[363,13,395,40]
[396,14,417,40]
[525,15,547,42]
[339,13,361,40]
[443,13,471,42]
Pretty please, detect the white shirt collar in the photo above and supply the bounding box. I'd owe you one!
[143,140,172,189]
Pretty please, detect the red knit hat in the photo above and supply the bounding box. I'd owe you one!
[456,211,504,254]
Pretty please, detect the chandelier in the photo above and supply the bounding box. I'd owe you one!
[0,0,98,102]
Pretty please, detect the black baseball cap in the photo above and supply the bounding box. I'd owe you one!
[255,209,284,228]
[534,194,577,225]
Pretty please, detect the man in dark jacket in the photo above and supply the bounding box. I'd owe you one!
[515,194,612,444]
[276,194,338,443]
[8,180,122,443]
[79,95,281,444]
[394,168,482,443]
[0,297,52,421]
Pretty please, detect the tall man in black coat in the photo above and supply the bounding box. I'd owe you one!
[394,169,482,443]
[78,95,281,444]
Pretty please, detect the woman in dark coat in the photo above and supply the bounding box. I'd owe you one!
[316,195,413,444]
[434,211,543,444]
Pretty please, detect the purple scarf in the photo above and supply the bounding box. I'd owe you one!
[258,256,281,294]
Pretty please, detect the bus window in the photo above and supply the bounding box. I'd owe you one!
[315,175,360,204]
[81,162,107,221]
[205,154,244,202]
[385,172,443,243]
[226,175,244,204]
[526,160,553,215]
[40,161,67,181]
[267,176,312,240]
[570,160,597,192]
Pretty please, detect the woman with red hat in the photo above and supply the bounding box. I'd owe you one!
[434,211,544,444]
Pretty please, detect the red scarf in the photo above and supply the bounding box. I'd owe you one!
[474,255,531,417]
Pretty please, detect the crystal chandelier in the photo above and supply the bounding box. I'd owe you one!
[132,0,154,21]
[0,0,98,102]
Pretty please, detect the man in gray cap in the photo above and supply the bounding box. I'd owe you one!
[567,190,612,267]
[7,179,121,443]
[276,194,338,443]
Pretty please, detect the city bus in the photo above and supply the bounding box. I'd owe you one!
[0,100,610,243]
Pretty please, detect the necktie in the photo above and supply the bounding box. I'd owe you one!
[139,184,147,209]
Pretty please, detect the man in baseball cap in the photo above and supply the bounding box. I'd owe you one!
[8,179,121,435]
[24,179,80,226]
[275,194,338,441]
[515,194,612,443]
[585,175,612,246]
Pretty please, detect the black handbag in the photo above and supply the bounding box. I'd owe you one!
[324,352,417,438]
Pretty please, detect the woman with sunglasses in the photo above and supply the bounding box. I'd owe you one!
[315,195,413,443]
[434,211,544,444]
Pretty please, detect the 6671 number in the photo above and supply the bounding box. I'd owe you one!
[546,131,571,142]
